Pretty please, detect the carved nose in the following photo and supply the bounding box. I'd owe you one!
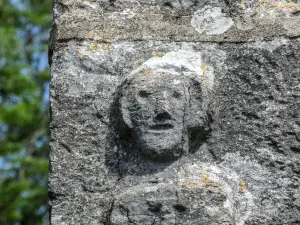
[154,111,172,122]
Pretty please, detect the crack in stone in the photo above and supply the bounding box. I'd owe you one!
[59,141,72,153]
[114,137,123,181]
[54,37,270,45]
[93,103,109,125]
[181,84,189,158]
[186,86,192,154]
[175,189,180,225]
[105,199,115,225]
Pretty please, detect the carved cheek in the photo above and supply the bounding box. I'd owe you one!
[168,91,187,122]
[130,101,154,126]
[135,93,156,115]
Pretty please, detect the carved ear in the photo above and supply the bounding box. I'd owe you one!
[185,82,209,129]
[187,97,207,129]
[120,95,133,129]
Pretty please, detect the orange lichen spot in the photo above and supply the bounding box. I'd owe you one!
[258,0,300,13]
[186,181,199,190]
[142,67,152,75]
[77,49,84,57]
[278,2,300,12]
[240,179,246,193]
[152,51,165,57]
[200,171,209,185]
[161,72,169,76]
[88,31,94,38]
[240,0,246,9]
[88,41,99,52]
[201,64,207,77]
[101,40,111,51]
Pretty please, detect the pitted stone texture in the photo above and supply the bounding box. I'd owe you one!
[49,14,300,225]
[50,193,112,225]
[191,6,234,35]
[50,0,300,45]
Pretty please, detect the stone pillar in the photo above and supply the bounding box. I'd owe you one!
[49,0,300,224]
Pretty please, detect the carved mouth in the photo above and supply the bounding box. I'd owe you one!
[150,124,174,130]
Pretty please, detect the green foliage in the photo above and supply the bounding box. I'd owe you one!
[0,0,52,224]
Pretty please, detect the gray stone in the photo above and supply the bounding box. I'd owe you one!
[115,50,211,161]
[49,0,300,224]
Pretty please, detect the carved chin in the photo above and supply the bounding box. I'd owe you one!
[135,131,183,161]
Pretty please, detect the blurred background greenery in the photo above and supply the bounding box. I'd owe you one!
[0,0,52,224]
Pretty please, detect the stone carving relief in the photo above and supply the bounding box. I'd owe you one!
[110,183,233,225]
[107,50,253,225]
[115,50,213,162]
[49,0,300,222]
[109,163,254,225]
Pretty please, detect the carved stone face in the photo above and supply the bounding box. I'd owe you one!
[121,73,192,161]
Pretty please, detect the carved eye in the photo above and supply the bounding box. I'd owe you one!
[138,90,151,98]
[172,90,182,98]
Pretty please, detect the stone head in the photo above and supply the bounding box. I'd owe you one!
[117,51,212,162]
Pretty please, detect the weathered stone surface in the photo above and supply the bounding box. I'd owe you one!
[50,0,300,44]
[49,0,300,224]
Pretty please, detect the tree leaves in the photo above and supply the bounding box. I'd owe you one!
[0,0,51,224]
